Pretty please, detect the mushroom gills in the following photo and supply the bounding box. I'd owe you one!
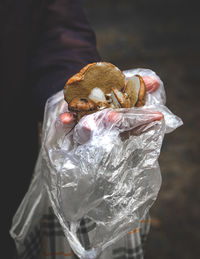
[68,97,97,112]
[110,89,121,108]
[110,88,131,108]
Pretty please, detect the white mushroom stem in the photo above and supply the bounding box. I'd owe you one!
[88,87,107,103]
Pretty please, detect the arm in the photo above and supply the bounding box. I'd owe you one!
[31,0,100,120]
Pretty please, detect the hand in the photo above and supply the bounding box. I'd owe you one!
[59,74,160,125]
[73,109,163,145]
[60,74,162,144]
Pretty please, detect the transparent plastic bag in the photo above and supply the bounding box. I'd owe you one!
[10,68,183,259]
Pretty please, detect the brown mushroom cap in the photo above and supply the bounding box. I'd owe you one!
[135,75,146,107]
[68,97,97,112]
[68,97,97,121]
[64,62,125,103]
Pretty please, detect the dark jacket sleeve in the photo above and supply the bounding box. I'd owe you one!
[31,0,101,120]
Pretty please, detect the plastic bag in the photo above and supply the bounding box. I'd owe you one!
[10,68,183,259]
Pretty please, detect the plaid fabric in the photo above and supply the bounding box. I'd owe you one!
[16,207,150,259]
[16,226,42,259]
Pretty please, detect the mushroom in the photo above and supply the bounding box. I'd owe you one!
[68,97,97,121]
[88,87,110,110]
[61,62,149,126]
[123,75,146,107]
[110,87,131,108]
[135,75,146,107]
[64,62,125,104]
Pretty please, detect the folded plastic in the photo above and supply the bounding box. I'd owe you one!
[10,68,183,259]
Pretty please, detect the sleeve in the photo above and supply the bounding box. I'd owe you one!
[30,0,101,121]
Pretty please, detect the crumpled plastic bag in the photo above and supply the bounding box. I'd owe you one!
[10,68,183,259]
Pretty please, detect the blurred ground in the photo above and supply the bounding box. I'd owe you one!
[83,0,200,258]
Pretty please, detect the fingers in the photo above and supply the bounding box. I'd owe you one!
[73,109,163,144]
[60,112,75,124]
[105,110,122,124]
[105,110,163,130]
[119,111,163,140]
[60,109,163,131]
[142,75,160,93]
[73,115,97,144]
[141,111,163,122]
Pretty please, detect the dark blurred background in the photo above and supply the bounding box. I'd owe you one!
[83,0,200,258]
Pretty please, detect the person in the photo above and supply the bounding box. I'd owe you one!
[2,1,151,258]
[1,0,100,258]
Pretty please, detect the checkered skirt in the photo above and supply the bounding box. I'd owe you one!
[16,207,150,259]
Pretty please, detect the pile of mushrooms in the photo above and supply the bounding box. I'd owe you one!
[60,62,160,124]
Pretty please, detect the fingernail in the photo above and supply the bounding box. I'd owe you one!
[60,112,74,124]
